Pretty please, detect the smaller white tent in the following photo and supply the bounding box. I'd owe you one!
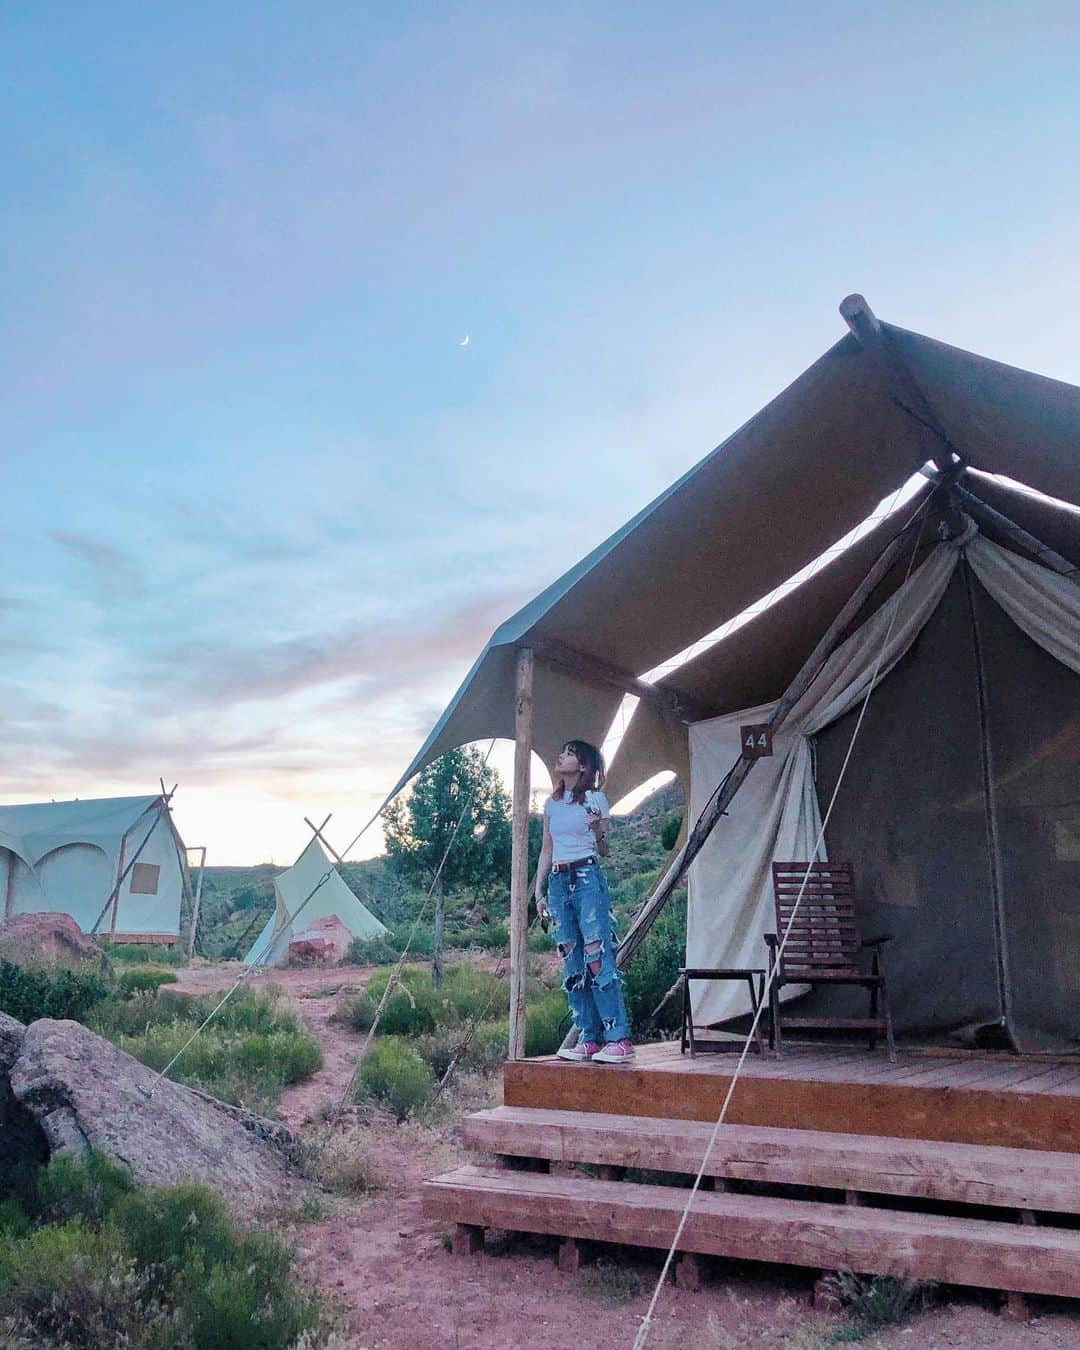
[245,836,388,967]
[0,794,188,941]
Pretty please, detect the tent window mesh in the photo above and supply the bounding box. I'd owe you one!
[130,863,160,895]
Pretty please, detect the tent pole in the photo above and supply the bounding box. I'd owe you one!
[618,496,933,967]
[951,481,1079,580]
[840,294,958,474]
[304,814,344,862]
[186,847,207,959]
[508,645,534,1060]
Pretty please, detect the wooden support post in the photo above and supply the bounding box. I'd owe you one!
[676,1252,702,1292]
[557,1235,580,1273]
[303,814,345,862]
[451,1223,484,1257]
[508,646,534,1061]
[109,834,127,939]
[186,846,207,959]
[1001,1291,1030,1322]
[839,293,958,474]
[617,497,933,967]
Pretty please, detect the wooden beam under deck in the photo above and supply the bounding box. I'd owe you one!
[503,1043,1080,1153]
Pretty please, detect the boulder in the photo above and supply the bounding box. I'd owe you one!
[0,1012,48,1204]
[288,913,353,965]
[0,912,108,970]
[9,1019,307,1214]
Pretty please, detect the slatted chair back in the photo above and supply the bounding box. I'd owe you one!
[771,861,863,980]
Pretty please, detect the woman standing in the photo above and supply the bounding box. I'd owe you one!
[537,740,635,1064]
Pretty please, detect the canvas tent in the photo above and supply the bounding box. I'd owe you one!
[245,835,388,967]
[0,794,189,942]
[389,298,1080,1054]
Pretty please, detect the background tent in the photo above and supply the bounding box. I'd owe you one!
[0,794,188,941]
[246,836,388,967]
[389,300,1080,1053]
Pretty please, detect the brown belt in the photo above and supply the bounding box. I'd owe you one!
[550,855,596,874]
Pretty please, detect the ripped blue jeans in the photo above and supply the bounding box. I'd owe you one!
[547,861,630,1044]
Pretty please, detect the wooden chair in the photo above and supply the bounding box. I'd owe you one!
[765,861,896,1062]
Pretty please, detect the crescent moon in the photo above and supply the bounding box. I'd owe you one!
[459,335,470,347]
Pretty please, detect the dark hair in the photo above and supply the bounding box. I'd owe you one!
[553,739,606,805]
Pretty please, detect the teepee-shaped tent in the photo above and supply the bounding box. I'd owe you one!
[245,836,387,967]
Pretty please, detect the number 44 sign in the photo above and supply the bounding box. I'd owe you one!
[740,725,773,759]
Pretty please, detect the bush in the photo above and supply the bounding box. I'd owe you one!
[621,898,686,1037]
[0,960,111,1025]
[103,942,185,966]
[345,934,401,965]
[0,1155,329,1349]
[465,920,510,952]
[524,991,570,1056]
[33,1151,133,1227]
[341,966,451,1037]
[356,1036,434,1119]
[88,986,322,1114]
[302,1127,387,1195]
[116,967,179,998]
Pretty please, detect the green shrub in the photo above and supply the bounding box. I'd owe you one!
[356,1036,434,1119]
[621,897,686,1037]
[103,942,185,966]
[524,991,570,1056]
[87,986,322,1113]
[0,1219,153,1346]
[442,963,506,1023]
[116,966,179,998]
[33,1150,134,1227]
[345,934,401,965]
[0,960,111,1025]
[341,966,452,1037]
[822,1271,935,1334]
[0,1158,329,1350]
[466,920,510,951]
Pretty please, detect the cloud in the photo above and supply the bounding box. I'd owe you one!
[152,586,526,709]
[49,531,142,602]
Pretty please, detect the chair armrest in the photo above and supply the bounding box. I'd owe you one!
[763,932,779,948]
[861,934,893,948]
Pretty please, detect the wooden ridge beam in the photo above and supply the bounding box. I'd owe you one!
[951,480,1079,580]
[839,293,959,475]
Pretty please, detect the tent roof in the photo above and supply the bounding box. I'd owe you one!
[0,795,162,868]
[389,313,1080,799]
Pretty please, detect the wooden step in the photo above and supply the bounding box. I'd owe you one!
[423,1165,1080,1298]
[463,1106,1080,1213]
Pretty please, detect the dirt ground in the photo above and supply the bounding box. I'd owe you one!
[173,963,1080,1350]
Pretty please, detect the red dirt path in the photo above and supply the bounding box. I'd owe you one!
[175,964,1079,1349]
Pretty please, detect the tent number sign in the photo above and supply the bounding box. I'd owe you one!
[740,725,773,759]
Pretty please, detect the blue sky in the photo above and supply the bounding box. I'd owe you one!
[2,3,1079,862]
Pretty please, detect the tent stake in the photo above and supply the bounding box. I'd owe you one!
[508,645,534,1059]
[618,496,933,967]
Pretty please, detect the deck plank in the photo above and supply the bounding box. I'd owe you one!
[423,1165,1080,1298]
[464,1107,1080,1211]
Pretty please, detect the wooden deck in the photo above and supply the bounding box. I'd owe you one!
[504,1041,1080,1152]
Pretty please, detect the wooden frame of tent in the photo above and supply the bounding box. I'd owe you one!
[419,295,1080,1308]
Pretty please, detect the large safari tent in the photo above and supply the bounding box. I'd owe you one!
[418,297,1080,1303]
[0,792,193,944]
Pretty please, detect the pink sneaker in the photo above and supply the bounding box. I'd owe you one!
[557,1039,601,1062]
[592,1039,636,1065]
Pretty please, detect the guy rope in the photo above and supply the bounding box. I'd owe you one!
[631,486,932,1350]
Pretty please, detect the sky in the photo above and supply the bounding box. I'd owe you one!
[2,2,1079,863]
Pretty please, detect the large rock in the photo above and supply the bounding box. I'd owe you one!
[288,913,353,965]
[9,1019,307,1214]
[0,912,108,970]
[0,1012,48,1204]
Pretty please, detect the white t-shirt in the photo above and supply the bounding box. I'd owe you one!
[544,789,610,863]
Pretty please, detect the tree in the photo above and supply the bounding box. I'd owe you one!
[382,747,512,983]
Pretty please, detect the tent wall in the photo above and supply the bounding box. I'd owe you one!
[812,569,1080,1049]
[112,809,186,938]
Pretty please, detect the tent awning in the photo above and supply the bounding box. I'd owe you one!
[388,316,1080,801]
